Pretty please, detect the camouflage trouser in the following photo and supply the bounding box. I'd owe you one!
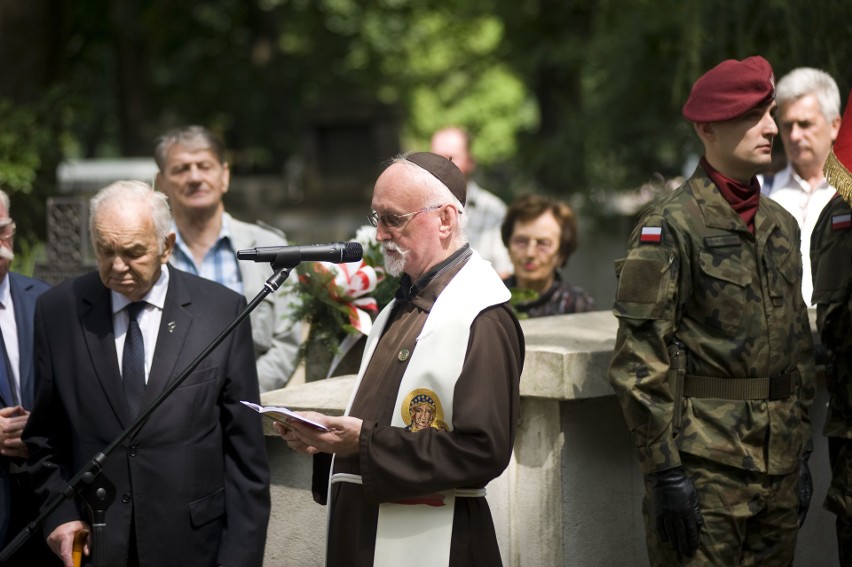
[827,437,852,567]
[643,453,799,567]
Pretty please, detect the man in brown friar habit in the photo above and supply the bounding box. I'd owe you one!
[276,152,525,567]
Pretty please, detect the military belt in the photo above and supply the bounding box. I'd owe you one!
[682,369,799,400]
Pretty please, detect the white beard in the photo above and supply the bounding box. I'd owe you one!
[382,242,410,277]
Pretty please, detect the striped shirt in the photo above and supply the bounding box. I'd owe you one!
[170,216,243,295]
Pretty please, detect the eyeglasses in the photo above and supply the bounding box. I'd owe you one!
[0,219,15,242]
[509,236,556,254]
[367,204,445,228]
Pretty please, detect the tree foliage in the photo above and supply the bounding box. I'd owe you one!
[1,0,851,244]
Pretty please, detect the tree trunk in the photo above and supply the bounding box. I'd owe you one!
[110,0,155,155]
[0,0,67,102]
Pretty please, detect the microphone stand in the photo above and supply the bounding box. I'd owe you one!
[0,263,296,566]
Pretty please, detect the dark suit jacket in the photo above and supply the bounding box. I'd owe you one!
[0,272,50,544]
[3,272,51,409]
[23,266,270,567]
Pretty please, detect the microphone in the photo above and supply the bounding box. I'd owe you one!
[237,241,363,265]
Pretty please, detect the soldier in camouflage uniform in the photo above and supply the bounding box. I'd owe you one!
[609,56,816,566]
[811,88,852,566]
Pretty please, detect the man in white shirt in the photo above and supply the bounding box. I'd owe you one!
[762,68,842,306]
[430,127,513,277]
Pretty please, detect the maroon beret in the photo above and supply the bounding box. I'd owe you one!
[405,152,467,206]
[682,56,776,122]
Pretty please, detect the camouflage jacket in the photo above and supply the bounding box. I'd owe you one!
[608,166,816,475]
[811,192,852,439]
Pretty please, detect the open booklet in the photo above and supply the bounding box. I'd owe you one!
[240,401,331,432]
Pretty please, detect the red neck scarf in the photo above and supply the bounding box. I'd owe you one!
[700,157,761,233]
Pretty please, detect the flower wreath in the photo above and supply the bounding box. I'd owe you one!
[289,226,399,377]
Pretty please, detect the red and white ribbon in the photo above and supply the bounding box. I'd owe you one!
[323,260,381,335]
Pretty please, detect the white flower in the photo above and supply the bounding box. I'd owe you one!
[354,225,377,248]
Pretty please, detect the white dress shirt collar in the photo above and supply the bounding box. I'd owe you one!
[111,265,170,316]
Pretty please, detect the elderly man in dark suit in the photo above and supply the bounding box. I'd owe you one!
[0,189,55,566]
[23,181,270,567]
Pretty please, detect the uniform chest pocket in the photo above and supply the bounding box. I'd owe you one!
[768,245,801,301]
[693,250,751,336]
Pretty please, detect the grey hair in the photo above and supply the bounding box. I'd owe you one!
[90,180,173,252]
[392,155,469,246]
[153,125,226,170]
[776,67,841,122]
[0,189,9,213]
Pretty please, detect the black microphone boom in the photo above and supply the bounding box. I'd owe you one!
[237,241,363,265]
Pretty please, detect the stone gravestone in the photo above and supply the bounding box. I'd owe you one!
[33,196,96,286]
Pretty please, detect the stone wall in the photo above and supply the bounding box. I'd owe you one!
[260,310,836,566]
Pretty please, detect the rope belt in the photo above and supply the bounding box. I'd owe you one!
[683,369,799,401]
[330,473,486,498]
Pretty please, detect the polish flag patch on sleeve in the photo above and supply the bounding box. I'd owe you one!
[639,226,663,243]
[832,213,851,230]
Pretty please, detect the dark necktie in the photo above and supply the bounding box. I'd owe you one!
[123,301,147,418]
[0,325,17,406]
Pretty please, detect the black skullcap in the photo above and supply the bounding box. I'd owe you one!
[405,152,467,206]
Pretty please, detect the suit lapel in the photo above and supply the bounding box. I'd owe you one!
[144,267,193,406]
[228,216,271,303]
[8,275,35,408]
[80,277,131,427]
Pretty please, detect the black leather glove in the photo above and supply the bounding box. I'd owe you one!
[797,453,813,527]
[647,466,704,557]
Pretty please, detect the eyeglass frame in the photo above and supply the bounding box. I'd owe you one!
[0,219,15,242]
[367,204,447,229]
[508,235,557,254]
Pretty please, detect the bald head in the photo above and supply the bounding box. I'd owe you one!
[430,127,475,180]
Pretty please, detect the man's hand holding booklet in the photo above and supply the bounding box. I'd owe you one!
[241,401,331,432]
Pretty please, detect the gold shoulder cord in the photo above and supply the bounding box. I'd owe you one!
[825,150,852,206]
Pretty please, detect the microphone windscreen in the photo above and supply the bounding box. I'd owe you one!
[342,241,364,262]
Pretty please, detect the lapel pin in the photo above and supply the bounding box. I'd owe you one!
[168,321,176,333]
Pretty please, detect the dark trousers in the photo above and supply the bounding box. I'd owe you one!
[828,438,852,567]
[644,453,799,567]
[3,472,61,567]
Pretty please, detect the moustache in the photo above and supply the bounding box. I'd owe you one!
[382,242,410,256]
